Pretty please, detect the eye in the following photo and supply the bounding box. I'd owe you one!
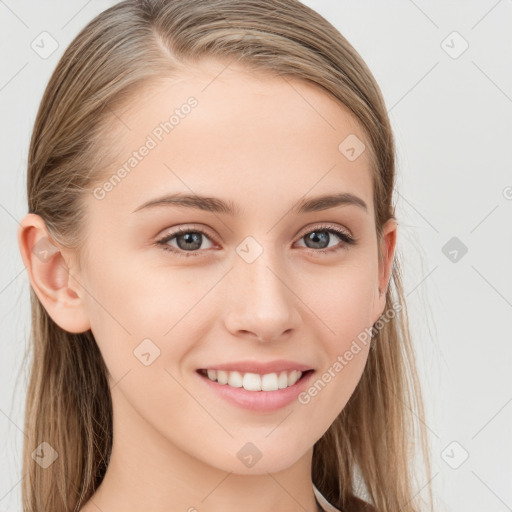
[295,224,356,255]
[155,223,356,258]
[156,226,216,258]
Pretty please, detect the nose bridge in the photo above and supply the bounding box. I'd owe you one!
[224,235,300,340]
[242,249,284,300]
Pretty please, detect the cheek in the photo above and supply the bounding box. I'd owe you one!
[292,259,376,418]
[81,257,206,435]
[81,252,218,373]
[297,257,377,346]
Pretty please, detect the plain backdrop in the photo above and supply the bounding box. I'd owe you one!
[1,1,511,511]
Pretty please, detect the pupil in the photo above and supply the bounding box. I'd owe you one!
[178,232,201,250]
[307,231,328,249]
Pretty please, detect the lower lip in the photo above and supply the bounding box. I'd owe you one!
[196,370,315,412]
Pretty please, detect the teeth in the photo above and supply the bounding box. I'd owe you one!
[202,369,304,391]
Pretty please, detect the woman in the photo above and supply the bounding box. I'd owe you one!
[17,1,433,511]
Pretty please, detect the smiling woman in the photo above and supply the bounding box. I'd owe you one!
[17,1,434,512]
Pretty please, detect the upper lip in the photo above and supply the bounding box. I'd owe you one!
[198,360,313,374]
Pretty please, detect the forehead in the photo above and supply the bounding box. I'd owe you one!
[92,60,374,219]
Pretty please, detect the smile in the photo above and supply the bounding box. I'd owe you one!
[197,368,311,391]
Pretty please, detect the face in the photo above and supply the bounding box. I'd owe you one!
[30,60,396,476]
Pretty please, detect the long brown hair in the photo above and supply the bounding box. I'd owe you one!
[21,1,433,511]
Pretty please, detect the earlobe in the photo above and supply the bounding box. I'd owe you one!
[17,213,91,333]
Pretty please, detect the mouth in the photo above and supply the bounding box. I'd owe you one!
[196,368,314,392]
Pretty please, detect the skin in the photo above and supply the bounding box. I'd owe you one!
[18,59,397,512]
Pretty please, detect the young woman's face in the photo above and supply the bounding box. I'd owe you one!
[71,60,396,474]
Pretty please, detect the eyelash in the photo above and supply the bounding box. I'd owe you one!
[155,223,356,258]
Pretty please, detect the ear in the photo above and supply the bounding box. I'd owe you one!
[17,213,91,333]
[372,217,398,323]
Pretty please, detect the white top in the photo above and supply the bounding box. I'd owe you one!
[313,483,343,512]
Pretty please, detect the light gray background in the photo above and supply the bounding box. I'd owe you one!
[1,1,511,511]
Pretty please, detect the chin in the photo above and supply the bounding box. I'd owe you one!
[206,440,309,475]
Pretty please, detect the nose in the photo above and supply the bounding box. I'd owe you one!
[223,249,301,342]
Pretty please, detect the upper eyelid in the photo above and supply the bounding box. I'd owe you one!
[296,223,352,238]
[157,224,217,243]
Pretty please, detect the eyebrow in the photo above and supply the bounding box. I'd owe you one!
[131,192,368,215]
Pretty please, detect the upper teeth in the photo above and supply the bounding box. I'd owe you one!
[204,369,303,391]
